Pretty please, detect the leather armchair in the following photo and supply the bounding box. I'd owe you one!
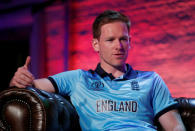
[0,87,194,131]
[0,87,81,131]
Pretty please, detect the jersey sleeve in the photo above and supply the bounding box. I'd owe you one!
[48,69,82,96]
[152,72,178,122]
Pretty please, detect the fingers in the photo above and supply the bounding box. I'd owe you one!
[10,77,29,88]
[14,67,34,86]
[17,66,34,80]
[9,80,26,88]
[24,56,31,69]
[9,56,35,88]
[16,69,34,83]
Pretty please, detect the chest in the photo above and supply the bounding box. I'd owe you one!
[71,78,154,109]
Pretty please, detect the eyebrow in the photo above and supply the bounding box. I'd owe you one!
[105,35,129,39]
[120,36,129,39]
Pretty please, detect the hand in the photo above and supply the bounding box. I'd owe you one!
[9,56,35,88]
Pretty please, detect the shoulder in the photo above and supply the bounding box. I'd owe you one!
[50,69,84,79]
[79,69,98,78]
[52,69,97,78]
[56,69,96,77]
[136,70,159,79]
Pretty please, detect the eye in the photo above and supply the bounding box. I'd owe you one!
[120,37,129,43]
[121,38,128,42]
[106,38,114,42]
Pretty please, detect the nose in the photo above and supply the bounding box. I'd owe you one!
[115,40,123,50]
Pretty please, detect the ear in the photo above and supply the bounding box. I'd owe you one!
[92,38,100,52]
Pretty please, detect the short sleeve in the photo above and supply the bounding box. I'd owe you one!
[49,69,82,96]
[152,73,178,122]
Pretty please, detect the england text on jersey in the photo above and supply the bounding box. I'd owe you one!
[96,99,138,112]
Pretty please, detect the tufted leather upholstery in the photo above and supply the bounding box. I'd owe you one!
[0,87,194,131]
[0,87,81,131]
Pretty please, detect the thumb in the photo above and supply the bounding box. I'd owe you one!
[24,56,31,69]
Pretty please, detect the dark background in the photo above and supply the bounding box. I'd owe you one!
[0,0,195,97]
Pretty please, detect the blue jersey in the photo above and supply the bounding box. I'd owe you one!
[49,64,178,131]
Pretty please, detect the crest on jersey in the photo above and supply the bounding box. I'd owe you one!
[131,80,140,91]
[90,81,104,91]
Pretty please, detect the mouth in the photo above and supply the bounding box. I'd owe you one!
[113,53,125,56]
[113,53,125,58]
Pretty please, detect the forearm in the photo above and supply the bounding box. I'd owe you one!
[33,78,55,93]
[173,125,186,131]
[159,110,186,131]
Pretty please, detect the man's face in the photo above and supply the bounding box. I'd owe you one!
[93,21,130,68]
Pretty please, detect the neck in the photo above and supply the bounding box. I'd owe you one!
[100,63,126,78]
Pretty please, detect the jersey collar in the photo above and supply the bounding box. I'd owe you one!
[94,63,137,80]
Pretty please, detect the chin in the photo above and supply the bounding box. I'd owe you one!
[112,62,126,67]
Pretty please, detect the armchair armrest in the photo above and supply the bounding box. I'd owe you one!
[0,87,81,131]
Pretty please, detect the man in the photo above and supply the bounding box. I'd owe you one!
[10,10,185,131]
